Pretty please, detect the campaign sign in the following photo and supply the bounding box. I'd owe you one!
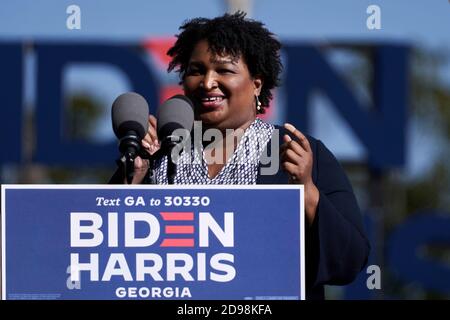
[1,185,304,300]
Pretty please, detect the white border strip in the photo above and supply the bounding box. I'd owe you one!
[1,184,302,190]
[299,186,305,300]
[1,185,6,300]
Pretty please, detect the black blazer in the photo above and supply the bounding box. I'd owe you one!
[258,126,370,299]
[110,125,370,300]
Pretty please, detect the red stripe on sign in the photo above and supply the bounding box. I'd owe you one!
[160,239,194,247]
[160,212,194,221]
[165,225,195,234]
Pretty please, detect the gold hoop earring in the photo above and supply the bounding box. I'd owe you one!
[255,95,262,113]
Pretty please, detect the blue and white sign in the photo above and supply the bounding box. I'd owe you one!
[2,185,304,300]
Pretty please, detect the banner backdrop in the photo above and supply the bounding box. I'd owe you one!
[2,185,304,300]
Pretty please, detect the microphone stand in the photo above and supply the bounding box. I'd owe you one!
[161,135,182,185]
[167,152,177,185]
[118,131,141,184]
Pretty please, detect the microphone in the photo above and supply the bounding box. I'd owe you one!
[156,94,194,184]
[156,94,194,150]
[111,92,149,184]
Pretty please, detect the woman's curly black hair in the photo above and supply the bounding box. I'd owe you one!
[167,11,282,113]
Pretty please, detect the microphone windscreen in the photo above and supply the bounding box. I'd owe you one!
[112,92,149,140]
[156,95,194,139]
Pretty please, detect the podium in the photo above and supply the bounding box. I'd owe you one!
[1,185,304,300]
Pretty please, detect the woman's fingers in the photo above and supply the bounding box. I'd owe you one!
[134,156,149,170]
[148,115,158,143]
[281,148,302,166]
[281,136,306,157]
[141,114,160,155]
[284,123,311,152]
[280,123,314,184]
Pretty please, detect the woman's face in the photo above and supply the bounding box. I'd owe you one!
[183,40,262,132]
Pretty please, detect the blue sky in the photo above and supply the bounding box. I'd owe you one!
[1,0,449,46]
[1,0,449,178]
[0,1,447,41]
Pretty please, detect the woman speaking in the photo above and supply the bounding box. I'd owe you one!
[111,11,370,300]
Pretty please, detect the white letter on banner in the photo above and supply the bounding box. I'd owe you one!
[125,212,160,247]
[197,252,206,281]
[136,253,164,281]
[70,253,99,281]
[102,253,133,281]
[166,253,194,281]
[116,287,126,298]
[199,212,234,247]
[210,253,235,282]
[108,212,118,247]
[70,212,103,247]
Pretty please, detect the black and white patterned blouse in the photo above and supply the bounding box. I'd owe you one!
[152,118,274,184]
